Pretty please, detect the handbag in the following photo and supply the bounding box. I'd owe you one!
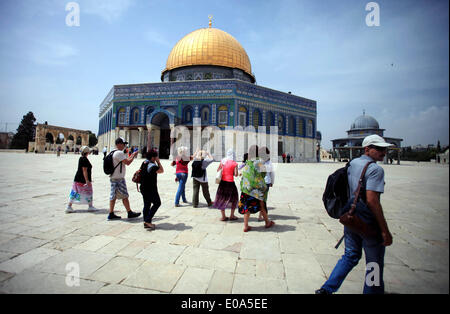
[215,168,222,184]
[338,161,379,239]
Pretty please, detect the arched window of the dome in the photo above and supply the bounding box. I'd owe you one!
[218,105,228,127]
[194,72,203,80]
[253,109,261,130]
[130,108,140,125]
[238,106,248,127]
[288,116,295,136]
[298,118,304,137]
[183,106,193,123]
[117,107,126,126]
[176,73,185,81]
[307,120,314,138]
[201,106,210,125]
[278,114,285,135]
[266,111,274,134]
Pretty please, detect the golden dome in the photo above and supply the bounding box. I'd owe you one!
[162,27,253,80]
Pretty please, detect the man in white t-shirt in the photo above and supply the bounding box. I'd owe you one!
[108,137,141,220]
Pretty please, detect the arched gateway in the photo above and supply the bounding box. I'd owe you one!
[32,123,90,153]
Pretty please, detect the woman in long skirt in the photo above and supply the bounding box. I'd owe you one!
[66,146,95,213]
[213,149,239,221]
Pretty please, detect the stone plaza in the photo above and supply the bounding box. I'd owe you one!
[0,152,448,294]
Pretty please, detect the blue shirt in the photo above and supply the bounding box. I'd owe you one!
[348,155,385,198]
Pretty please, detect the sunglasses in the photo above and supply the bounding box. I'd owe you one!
[370,145,387,152]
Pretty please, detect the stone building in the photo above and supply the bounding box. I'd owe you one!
[29,123,90,153]
[331,111,403,164]
[97,21,318,161]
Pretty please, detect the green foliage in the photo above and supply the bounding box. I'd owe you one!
[401,147,438,161]
[88,132,98,147]
[10,112,36,149]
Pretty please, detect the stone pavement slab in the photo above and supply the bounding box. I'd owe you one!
[122,260,186,292]
[0,247,60,274]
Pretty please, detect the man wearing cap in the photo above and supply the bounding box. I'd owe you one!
[316,134,393,294]
[108,137,141,220]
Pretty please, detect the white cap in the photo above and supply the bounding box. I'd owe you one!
[362,135,393,148]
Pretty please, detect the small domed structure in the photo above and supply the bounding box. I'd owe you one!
[331,110,403,163]
[347,111,384,138]
[350,113,379,130]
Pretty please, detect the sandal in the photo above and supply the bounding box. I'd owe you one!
[243,226,252,232]
[144,222,155,230]
[220,217,229,221]
[265,221,275,229]
[229,216,238,221]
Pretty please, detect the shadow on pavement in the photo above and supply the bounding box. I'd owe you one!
[154,222,193,231]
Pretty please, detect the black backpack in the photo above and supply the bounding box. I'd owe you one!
[322,162,350,219]
[103,150,122,175]
[191,160,206,179]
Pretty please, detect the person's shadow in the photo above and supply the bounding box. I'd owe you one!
[153,222,193,231]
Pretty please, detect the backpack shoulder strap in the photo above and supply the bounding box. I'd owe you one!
[349,161,374,214]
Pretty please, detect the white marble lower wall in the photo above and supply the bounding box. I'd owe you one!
[98,130,317,162]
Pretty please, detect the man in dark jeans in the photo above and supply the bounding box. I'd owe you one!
[316,134,394,294]
[140,150,164,230]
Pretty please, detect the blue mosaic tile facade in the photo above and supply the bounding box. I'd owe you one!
[98,79,316,139]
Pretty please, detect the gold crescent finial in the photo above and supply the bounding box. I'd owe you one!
[208,15,213,28]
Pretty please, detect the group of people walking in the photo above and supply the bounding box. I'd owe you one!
[65,134,394,294]
[170,145,276,232]
[67,138,276,233]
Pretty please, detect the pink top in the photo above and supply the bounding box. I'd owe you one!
[221,160,237,182]
[173,157,190,174]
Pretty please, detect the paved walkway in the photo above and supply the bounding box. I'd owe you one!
[0,152,448,294]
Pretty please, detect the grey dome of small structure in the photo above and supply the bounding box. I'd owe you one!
[350,114,379,130]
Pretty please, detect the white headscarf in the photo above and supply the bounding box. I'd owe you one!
[221,148,236,165]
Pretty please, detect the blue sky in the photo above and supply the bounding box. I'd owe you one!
[0,0,448,149]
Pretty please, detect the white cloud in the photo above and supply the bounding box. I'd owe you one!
[145,30,171,47]
[384,105,449,146]
[29,41,78,66]
[81,0,134,23]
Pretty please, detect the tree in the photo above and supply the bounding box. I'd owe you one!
[437,140,441,153]
[10,112,36,149]
[88,132,98,147]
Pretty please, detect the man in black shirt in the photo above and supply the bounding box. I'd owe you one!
[140,150,164,229]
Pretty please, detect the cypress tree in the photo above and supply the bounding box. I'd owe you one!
[10,112,36,149]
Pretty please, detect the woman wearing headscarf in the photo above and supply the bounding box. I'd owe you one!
[213,148,239,221]
[66,146,96,213]
[171,146,192,207]
[238,145,275,232]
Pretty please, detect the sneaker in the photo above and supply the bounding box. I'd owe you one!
[315,288,331,295]
[127,211,141,219]
[87,206,97,212]
[108,213,122,220]
[65,205,74,214]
